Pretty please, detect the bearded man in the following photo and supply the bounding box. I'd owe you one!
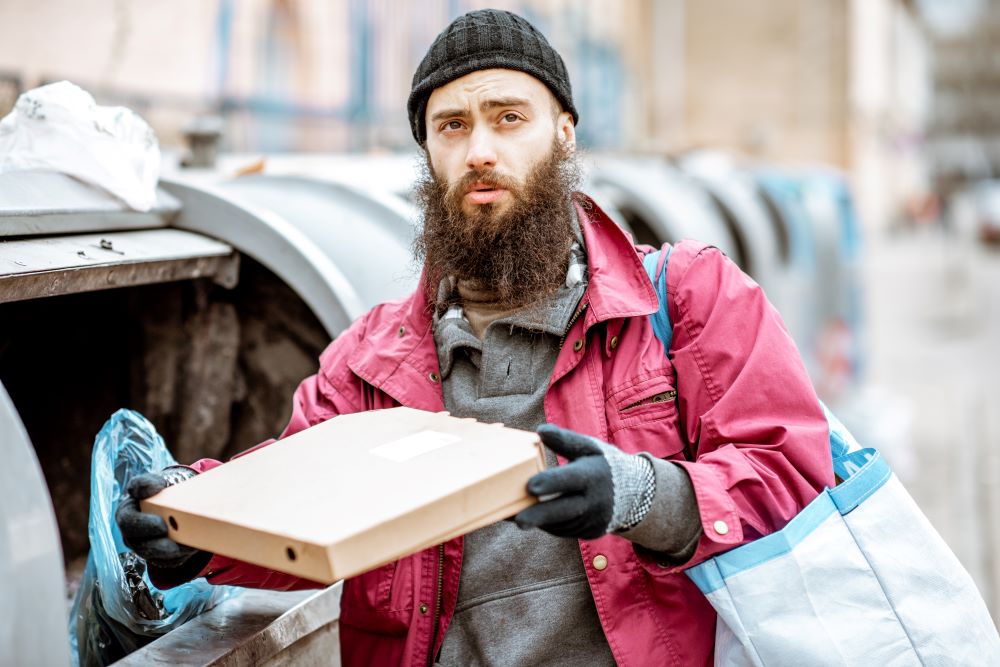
[117,9,833,666]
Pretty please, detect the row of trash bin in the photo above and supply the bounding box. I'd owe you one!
[173,148,865,403]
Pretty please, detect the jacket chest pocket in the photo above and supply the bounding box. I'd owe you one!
[605,372,689,460]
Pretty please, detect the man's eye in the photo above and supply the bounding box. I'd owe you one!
[502,113,520,123]
[444,121,464,131]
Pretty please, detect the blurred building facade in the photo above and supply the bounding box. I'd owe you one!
[0,0,963,233]
[682,0,930,237]
[926,1,1000,191]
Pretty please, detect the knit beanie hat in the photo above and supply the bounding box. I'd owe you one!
[407,9,578,144]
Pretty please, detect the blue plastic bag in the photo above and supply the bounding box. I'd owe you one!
[69,409,239,666]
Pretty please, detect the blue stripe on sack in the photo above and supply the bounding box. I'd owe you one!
[686,492,838,593]
[829,449,892,514]
[685,450,894,592]
[832,448,876,483]
[685,556,726,595]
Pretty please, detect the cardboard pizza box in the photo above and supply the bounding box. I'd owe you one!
[141,407,545,584]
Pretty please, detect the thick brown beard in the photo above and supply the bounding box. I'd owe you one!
[413,139,581,311]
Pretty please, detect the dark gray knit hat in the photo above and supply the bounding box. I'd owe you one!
[407,9,578,144]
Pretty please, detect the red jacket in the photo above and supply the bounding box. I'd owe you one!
[189,197,832,666]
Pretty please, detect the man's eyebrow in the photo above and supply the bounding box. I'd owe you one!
[428,97,535,125]
[429,107,470,123]
[479,96,531,111]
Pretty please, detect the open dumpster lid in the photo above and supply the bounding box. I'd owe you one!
[0,171,181,237]
[0,227,239,303]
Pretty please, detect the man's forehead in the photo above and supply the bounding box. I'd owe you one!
[426,69,554,114]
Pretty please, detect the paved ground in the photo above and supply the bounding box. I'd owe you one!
[861,227,1000,624]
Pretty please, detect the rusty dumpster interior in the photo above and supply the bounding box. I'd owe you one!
[0,256,328,597]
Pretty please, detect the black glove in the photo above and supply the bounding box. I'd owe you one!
[514,424,656,539]
[116,466,210,572]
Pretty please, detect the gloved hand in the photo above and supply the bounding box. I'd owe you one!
[514,424,656,539]
[116,466,209,570]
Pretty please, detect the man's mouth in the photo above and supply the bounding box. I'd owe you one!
[464,182,509,205]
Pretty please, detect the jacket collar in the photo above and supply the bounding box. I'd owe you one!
[344,268,446,411]
[345,193,660,406]
[573,195,660,322]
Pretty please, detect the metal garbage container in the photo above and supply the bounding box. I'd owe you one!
[589,155,741,261]
[675,150,787,301]
[751,168,821,375]
[750,165,865,398]
[797,167,865,399]
[0,167,421,665]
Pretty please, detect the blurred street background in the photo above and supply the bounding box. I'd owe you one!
[2,0,1000,655]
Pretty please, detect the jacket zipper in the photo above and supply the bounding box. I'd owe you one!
[557,302,589,351]
[622,389,677,411]
[427,543,445,667]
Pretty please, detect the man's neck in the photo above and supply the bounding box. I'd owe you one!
[454,279,520,339]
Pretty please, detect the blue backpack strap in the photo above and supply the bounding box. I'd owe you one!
[641,246,673,354]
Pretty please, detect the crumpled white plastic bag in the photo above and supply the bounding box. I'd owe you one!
[0,81,160,211]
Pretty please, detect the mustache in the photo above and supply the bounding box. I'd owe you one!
[449,169,521,198]
[413,138,581,311]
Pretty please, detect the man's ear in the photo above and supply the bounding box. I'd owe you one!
[556,112,576,150]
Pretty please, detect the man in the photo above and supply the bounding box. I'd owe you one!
[117,9,832,666]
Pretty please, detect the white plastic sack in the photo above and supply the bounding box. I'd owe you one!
[686,414,1000,666]
[0,81,160,211]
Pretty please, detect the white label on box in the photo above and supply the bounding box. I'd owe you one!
[371,430,463,462]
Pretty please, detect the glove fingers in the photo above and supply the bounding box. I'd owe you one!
[134,537,196,567]
[536,516,607,540]
[536,424,602,460]
[116,492,138,520]
[526,464,590,496]
[117,506,168,545]
[126,472,169,500]
[515,493,590,529]
[527,455,609,497]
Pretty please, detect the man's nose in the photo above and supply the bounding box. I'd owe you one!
[465,127,498,171]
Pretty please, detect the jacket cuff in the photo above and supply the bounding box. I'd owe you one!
[649,457,745,572]
[617,455,702,559]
